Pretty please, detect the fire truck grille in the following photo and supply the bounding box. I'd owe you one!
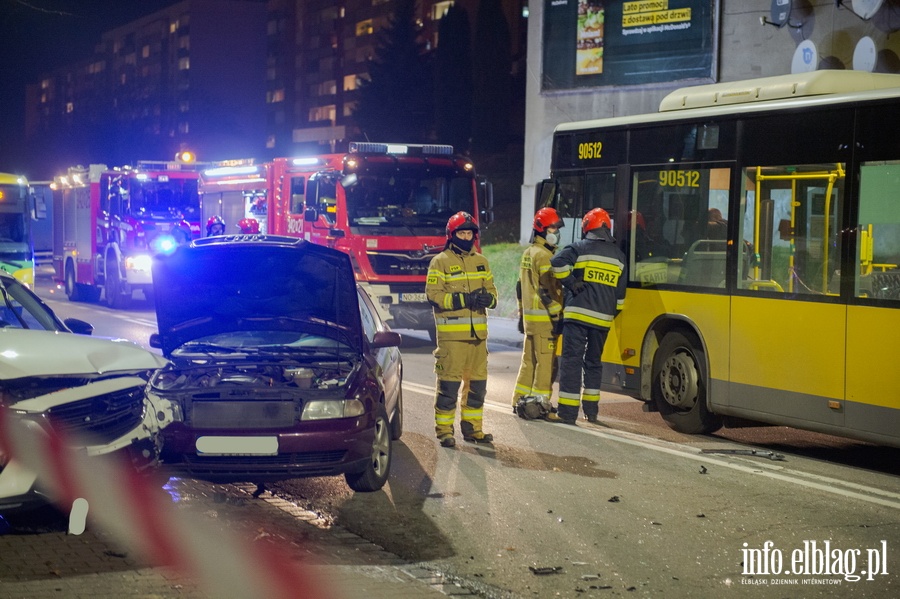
[46,386,146,443]
[367,251,436,276]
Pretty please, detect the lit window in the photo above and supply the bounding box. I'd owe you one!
[271,89,285,103]
[343,75,357,91]
[356,19,373,36]
[431,1,453,20]
[142,45,150,58]
[178,57,190,70]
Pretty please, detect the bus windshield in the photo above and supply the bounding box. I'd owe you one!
[0,184,30,258]
[343,166,475,235]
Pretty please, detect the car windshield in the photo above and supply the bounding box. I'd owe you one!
[0,278,60,330]
[343,164,476,235]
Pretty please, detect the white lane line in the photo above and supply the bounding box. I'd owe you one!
[403,382,900,510]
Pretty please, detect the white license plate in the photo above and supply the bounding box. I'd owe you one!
[195,436,278,456]
[400,292,427,303]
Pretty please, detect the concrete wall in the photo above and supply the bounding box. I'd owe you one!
[521,0,900,243]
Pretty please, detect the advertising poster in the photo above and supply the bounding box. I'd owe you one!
[543,0,717,91]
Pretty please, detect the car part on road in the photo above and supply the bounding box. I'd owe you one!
[700,448,786,461]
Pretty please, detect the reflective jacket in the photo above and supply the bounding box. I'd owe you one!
[550,232,627,329]
[518,236,563,335]
[426,245,498,341]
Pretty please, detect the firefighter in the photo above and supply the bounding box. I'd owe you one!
[550,208,627,424]
[237,217,260,235]
[206,215,225,237]
[513,207,565,419]
[425,211,498,447]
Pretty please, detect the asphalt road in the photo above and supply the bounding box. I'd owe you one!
[24,274,900,598]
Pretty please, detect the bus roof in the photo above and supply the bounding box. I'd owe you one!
[555,71,900,133]
[0,173,28,186]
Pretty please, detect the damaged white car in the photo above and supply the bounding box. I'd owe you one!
[0,272,169,515]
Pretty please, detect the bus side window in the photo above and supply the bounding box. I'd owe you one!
[855,162,900,300]
[290,177,305,214]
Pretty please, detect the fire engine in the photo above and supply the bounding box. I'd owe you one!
[199,143,493,337]
[52,160,203,308]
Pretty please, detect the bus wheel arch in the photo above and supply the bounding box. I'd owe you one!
[648,322,723,435]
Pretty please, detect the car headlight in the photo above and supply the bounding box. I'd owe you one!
[301,399,365,420]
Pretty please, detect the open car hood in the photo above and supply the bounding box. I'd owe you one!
[151,236,362,357]
[0,329,168,379]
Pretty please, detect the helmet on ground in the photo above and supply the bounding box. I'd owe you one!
[515,395,552,420]
[533,207,564,233]
[446,211,479,239]
[582,208,611,236]
[206,215,225,235]
[238,217,260,234]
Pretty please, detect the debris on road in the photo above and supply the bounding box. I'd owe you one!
[700,448,786,461]
[529,566,563,575]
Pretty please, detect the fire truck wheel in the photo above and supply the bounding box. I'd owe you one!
[106,266,132,309]
[65,265,82,302]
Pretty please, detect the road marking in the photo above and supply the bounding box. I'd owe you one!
[403,382,900,510]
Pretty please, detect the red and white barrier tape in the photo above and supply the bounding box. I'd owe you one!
[0,406,334,599]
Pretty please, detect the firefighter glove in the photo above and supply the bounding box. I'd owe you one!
[539,288,553,306]
[470,289,493,309]
[551,317,563,336]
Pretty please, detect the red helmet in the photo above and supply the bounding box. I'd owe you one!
[582,208,611,236]
[627,210,646,231]
[238,217,260,234]
[533,207,564,233]
[206,215,225,235]
[446,211,479,239]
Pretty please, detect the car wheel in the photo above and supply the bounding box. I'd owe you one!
[652,330,723,435]
[106,263,131,309]
[345,404,392,492]
[389,386,403,441]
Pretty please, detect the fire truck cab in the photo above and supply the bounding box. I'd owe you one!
[269,143,493,336]
[53,161,202,308]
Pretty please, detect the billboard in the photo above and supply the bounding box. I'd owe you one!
[542,0,717,91]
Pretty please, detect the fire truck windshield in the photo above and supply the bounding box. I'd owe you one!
[126,178,200,221]
[343,168,475,235]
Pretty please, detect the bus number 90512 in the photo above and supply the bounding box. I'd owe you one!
[659,170,700,188]
[578,142,603,161]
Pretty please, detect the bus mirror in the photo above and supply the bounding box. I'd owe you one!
[536,179,557,208]
[304,206,318,222]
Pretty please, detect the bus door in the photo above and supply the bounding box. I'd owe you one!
[731,163,847,426]
[846,155,900,442]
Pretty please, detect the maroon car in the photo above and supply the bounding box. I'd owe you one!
[147,235,402,492]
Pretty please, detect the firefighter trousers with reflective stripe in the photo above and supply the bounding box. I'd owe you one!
[513,332,558,405]
[557,322,608,421]
[433,339,488,438]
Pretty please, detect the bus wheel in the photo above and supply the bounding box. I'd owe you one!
[652,331,722,435]
[106,265,131,309]
[65,264,82,302]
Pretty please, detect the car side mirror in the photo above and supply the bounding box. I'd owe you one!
[371,330,401,348]
[64,317,93,335]
[149,333,162,349]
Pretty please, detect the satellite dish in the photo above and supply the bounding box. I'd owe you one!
[770,0,793,27]
[851,0,884,20]
[791,40,818,74]
[853,36,877,72]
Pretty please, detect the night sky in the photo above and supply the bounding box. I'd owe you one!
[0,0,180,174]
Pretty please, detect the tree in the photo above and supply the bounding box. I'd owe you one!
[472,0,512,154]
[433,4,473,154]
[352,0,432,142]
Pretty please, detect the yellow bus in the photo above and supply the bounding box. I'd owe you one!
[0,173,34,286]
[538,71,900,447]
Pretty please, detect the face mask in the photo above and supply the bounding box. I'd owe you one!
[545,232,559,246]
[452,237,475,252]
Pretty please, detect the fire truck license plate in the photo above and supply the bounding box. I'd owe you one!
[400,293,427,303]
